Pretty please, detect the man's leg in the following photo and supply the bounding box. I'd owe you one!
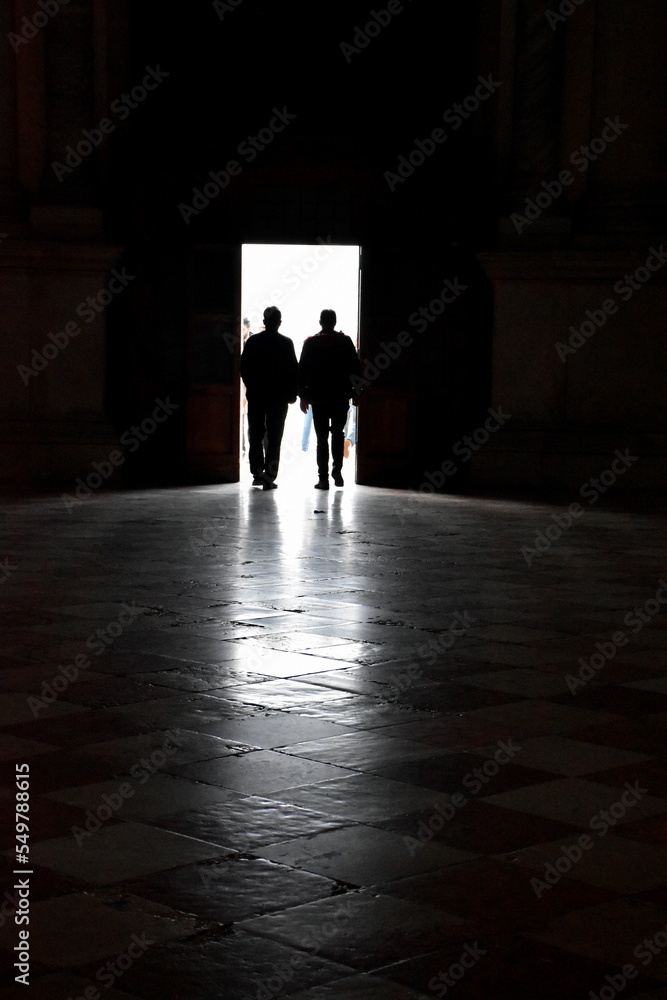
[311,403,331,483]
[264,402,289,483]
[330,399,349,481]
[247,398,267,480]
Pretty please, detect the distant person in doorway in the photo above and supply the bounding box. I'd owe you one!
[240,306,298,489]
[240,317,252,458]
[343,403,356,459]
[298,309,361,489]
[301,405,313,452]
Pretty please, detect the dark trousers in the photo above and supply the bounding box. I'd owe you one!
[311,398,349,479]
[247,398,288,481]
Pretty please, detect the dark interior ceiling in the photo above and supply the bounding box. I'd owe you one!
[106,1,492,245]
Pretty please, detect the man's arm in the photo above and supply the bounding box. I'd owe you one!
[240,337,255,386]
[298,339,313,400]
[285,338,299,402]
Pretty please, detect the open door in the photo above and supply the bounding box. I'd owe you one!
[355,244,415,487]
[240,243,361,486]
[186,244,241,482]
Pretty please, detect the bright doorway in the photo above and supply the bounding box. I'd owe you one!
[240,243,361,487]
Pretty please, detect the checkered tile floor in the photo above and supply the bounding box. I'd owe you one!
[0,483,666,999]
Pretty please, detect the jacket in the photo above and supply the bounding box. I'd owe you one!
[298,330,362,403]
[240,331,299,403]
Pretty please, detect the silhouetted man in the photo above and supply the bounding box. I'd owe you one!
[299,309,361,489]
[240,306,298,489]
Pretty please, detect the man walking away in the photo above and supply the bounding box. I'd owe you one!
[298,309,362,490]
[240,306,298,490]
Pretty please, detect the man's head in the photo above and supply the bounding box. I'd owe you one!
[263,306,281,331]
[319,309,336,331]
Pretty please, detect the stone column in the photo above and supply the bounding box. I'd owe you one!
[473,0,667,490]
[24,0,104,237]
[496,0,571,243]
[0,0,124,482]
[0,0,23,223]
[581,0,667,235]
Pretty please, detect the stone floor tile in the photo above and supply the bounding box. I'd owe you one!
[625,677,667,694]
[508,833,667,893]
[0,795,95,849]
[152,794,345,851]
[261,773,448,824]
[220,679,356,709]
[300,642,396,663]
[0,749,121,793]
[116,930,356,1000]
[120,662,267,691]
[81,728,238,768]
[376,714,521,750]
[92,650,234,678]
[378,798,584,855]
[105,693,251,728]
[0,890,203,967]
[123,856,339,924]
[23,821,231,884]
[292,670,394,696]
[372,856,618,931]
[454,667,574,697]
[379,937,664,1000]
[46,772,242,820]
[3,709,151,749]
[0,733,55,761]
[282,975,429,999]
[175,750,356,794]
[256,825,476,885]
[0,974,142,1000]
[370,751,558,794]
[0,853,88,902]
[497,735,651,776]
[551,685,667,718]
[616,815,667,847]
[0,692,87,726]
[465,624,566,643]
[529,897,667,977]
[197,713,354,747]
[392,682,526,713]
[568,717,667,758]
[112,633,250,664]
[237,633,365,654]
[238,891,469,971]
[279,732,451,771]
[582,758,667,800]
[481,777,667,826]
[232,651,354,679]
[289,701,442,731]
[462,698,627,738]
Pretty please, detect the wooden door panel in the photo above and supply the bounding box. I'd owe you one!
[357,387,412,486]
[185,246,240,482]
[187,385,239,480]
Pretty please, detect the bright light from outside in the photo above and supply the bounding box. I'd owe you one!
[240,243,361,489]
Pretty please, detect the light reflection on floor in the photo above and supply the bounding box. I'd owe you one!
[0,485,666,998]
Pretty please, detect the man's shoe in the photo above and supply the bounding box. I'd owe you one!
[314,479,329,490]
[332,470,344,487]
[263,481,278,490]
[252,476,264,486]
